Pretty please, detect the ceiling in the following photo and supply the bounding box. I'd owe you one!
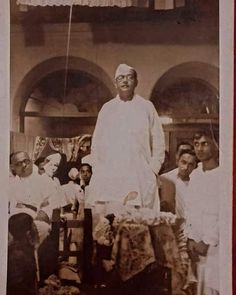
[11,0,218,25]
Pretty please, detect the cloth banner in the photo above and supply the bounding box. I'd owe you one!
[16,0,149,7]
[10,131,92,162]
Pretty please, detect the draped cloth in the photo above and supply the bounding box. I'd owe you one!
[10,131,92,163]
[16,0,149,7]
[111,222,156,281]
[109,220,191,290]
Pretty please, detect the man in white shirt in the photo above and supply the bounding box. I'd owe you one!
[62,164,92,208]
[9,151,62,242]
[160,149,197,219]
[185,131,219,295]
[88,64,165,209]
[175,141,194,164]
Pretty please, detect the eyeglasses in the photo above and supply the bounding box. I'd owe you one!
[14,159,31,167]
[116,74,136,82]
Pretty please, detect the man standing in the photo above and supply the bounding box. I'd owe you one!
[160,149,197,219]
[88,64,165,208]
[175,141,194,163]
[185,130,220,295]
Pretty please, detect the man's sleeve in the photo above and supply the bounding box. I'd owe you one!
[202,211,219,246]
[90,105,106,168]
[149,104,165,175]
[39,178,66,219]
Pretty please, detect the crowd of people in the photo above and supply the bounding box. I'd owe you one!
[7,64,220,295]
[8,149,93,294]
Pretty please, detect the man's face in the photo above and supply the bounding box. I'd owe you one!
[176,144,193,162]
[115,70,137,99]
[177,153,197,180]
[79,165,92,185]
[193,136,216,162]
[11,152,33,178]
[43,160,59,177]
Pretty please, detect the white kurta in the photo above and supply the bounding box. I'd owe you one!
[161,168,190,219]
[61,181,84,204]
[87,94,165,208]
[185,163,220,292]
[9,165,65,219]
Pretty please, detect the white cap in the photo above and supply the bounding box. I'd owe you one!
[115,63,136,79]
[46,153,61,165]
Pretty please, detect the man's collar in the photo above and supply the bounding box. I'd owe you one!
[177,172,190,182]
[116,93,136,102]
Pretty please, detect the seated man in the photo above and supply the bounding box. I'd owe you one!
[9,151,78,282]
[9,151,64,243]
[79,163,93,189]
[61,163,93,210]
[7,213,39,295]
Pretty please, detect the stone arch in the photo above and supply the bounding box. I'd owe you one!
[13,56,116,129]
[150,62,219,169]
[150,61,219,100]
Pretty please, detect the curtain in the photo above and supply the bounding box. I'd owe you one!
[16,0,149,7]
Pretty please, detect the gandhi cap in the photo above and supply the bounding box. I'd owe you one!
[115,63,136,79]
[46,153,61,164]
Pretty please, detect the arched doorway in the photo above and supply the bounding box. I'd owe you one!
[13,56,116,137]
[150,62,219,168]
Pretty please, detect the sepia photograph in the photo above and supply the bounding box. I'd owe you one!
[1,0,233,294]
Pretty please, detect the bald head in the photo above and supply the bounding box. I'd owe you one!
[10,151,33,178]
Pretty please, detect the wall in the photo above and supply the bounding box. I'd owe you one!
[10,18,219,135]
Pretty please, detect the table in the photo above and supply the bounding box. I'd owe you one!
[93,217,190,295]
